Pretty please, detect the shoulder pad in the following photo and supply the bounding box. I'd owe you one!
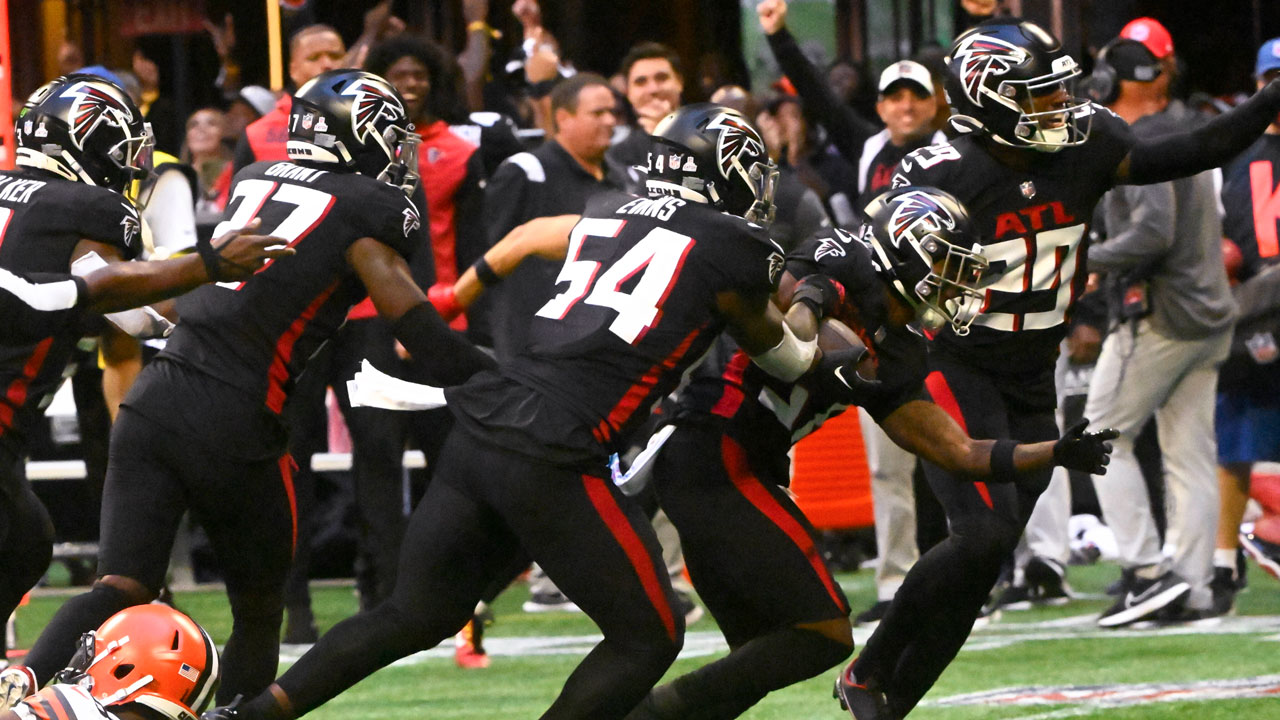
[468,111,502,127]
[505,152,546,183]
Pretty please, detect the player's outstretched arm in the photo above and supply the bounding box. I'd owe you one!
[879,400,1117,482]
[442,214,581,317]
[347,236,496,385]
[1116,79,1280,185]
[721,288,825,382]
[82,223,292,313]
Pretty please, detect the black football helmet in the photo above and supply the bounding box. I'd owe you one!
[646,103,779,224]
[287,69,420,195]
[14,74,153,193]
[858,186,989,335]
[944,19,1091,151]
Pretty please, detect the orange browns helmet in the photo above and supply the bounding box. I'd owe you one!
[63,604,220,720]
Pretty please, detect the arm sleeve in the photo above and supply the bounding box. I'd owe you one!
[1087,183,1176,273]
[391,302,497,385]
[766,27,880,167]
[1126,81,1280,185]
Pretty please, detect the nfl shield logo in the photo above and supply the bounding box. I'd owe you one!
[1020,181,1036,199]
[1246,331,1279,364]
[302,113,314,130]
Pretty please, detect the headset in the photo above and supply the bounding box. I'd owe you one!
[1086,42,1119,106]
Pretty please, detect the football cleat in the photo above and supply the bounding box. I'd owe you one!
[454,616,490,669]
[833,659,890,719]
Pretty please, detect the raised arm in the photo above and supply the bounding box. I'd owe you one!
[449,214,580,310]
[1116,80,1280,185]
[758,0,879,166]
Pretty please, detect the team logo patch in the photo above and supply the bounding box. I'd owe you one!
[341,78,406,145]
[767,252,785,285]
[120,205,140,248]
[814,228,856,262]
[887,191,954,249]
[402,206,421,237]
[706,113,765,181]
[950,33,1027,107]
[60,81,136,150]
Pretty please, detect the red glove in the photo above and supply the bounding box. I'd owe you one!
[427,283,463,322]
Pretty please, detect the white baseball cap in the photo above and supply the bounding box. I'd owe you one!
[878,60,934,97]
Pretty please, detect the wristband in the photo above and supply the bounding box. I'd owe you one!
[989,439,1018,484]
[472,256,502,287]
[195,234,227,282]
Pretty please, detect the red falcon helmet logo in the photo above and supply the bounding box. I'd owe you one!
[60,81,135,150]
[340,78,406,144]
[950,33,1028,107]
[887,191,955,249]
[705,113,765,180]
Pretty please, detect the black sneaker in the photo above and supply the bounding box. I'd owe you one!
[1209,566,1239,617]
[1239,531,1280,581]
[1105,567,1137,597]
[995,583,1034,611]
[522,590,582,613]
[1024,556,1071,606]
[855,600,891,626]
[1097,570,1190,628]
[833,659,890,719]
[672,590,704,626]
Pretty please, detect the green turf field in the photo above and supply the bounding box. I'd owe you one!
[15,560,1280,719]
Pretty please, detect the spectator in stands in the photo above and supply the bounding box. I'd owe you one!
[132,45,182,156]
[182,109,232,229]
[1084,38,1237,627]
[1214,37,1280,608]
[605,42,684,190]
[758,0,943,223]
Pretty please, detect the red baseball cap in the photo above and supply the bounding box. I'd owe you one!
[1120,17,1174,59]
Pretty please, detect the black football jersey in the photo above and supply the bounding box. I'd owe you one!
[0,270,86,343]
[674,228,928,480]
[0,171,141,453]
[891,105,1135,374]
[157,161,421,415]
[484,191,784,453]
[1222,134,1280,282]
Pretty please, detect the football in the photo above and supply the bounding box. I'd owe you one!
[818,318,877,380]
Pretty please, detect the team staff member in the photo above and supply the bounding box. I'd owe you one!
[0,70,491,708]
[478,72,620,361]
[211,103,835,720]
[837,18,1280,719]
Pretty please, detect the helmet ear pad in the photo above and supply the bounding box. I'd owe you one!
[1085,44,1119,106]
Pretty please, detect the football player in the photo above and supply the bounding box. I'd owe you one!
[0,69,492,709]
[0,73,287,646]
[447,186,1115,719]
[837,18,1280,719]
[2,604,219,720]
[207,103,840,720]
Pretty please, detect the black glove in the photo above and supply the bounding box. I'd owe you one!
[792,274,846,320]
[813,348,881,407]
[200,695,243,720]
[1053,419,1118,474]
